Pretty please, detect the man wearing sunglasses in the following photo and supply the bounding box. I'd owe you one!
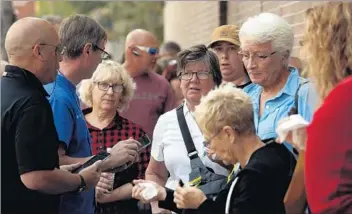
[121,29,176,141]
[44,15,140,214]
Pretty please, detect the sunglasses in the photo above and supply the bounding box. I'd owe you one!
[135,45,159,55]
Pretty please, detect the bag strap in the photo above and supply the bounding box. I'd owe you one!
[176,104,199,160]
[289,78,309,159]
[289,78,309,115]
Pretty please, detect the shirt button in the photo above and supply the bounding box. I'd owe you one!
[266,105,270,109]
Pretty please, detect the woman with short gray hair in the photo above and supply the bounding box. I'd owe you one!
[132,85,296,214]
[238,13,316,154]
[145,44,228,214]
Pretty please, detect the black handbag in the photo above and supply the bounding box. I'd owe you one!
[176,104,228,198]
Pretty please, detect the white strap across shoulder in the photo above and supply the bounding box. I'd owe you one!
[225,177,239,214]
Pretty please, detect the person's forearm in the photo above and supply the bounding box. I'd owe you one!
[145,171,167,186]
[28,168,81,194]
[59,155,91,165]
[145,172,170,213]
[99,157,126,171]
[159,188,183,213]
[99,183,133,203]
[197,198,220,214]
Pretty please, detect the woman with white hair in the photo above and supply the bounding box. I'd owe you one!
[79,60,150,214]
[238,13,316,153]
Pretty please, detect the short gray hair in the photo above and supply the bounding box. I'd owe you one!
[195,84,256,136]
[78,60,136,112]
[177,44,222,86]
[59,14,107,59]
[239,13,294,55]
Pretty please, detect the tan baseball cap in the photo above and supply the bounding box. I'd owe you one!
[208,25,241,48]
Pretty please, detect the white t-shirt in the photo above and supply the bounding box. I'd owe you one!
[151,103,229,190]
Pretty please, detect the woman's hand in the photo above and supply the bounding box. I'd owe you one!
[173,185,207,209]
[276,127,307,151]
[132,179,167,203]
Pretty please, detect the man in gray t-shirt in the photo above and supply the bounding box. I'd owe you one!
[121,29,176,140]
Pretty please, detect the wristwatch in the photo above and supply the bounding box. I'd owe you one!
[75,174,87,193]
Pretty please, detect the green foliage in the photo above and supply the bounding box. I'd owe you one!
[35,1,164,41]
[69,1,108,14]
[36,1,76,17]
[93,1,164,41]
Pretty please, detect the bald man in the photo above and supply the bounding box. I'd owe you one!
[120,29,176,214]
[1,17,102,214]
[121,29,176,139]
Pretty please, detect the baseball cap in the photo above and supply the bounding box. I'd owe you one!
[208,25,241,48]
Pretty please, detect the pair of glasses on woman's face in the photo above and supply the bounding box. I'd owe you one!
[203,127,238,148]
[94,82,124,93]
[238,50,277,62]
[179,71,211,80]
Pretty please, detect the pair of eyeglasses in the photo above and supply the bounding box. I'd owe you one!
[180,71,211,81]
[95,82,124,93]
[92,44,111,60]
[135,45,159,55]
[238,50,277,62]
[203,130,222,149]
[203,127,238,148]
[37,43,66,55]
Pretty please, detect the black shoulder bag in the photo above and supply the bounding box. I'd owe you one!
[176,104,228,198]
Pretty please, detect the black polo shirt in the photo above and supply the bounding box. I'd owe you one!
[1,65,60,213]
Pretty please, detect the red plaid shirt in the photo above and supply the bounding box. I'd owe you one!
[83,108,150,179]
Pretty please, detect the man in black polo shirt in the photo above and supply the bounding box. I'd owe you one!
[1,17,102,214]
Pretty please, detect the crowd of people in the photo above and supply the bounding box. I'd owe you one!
[1,2,351,214]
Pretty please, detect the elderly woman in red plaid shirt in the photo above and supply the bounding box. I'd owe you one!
[79,60,150,214]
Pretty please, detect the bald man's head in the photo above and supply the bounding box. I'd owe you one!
[5,17,61,84]
[125,29,158,49]
[124,29,159,74]
[5,17,58,58]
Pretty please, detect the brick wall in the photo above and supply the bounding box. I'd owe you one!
[163,1,219,50]
[164,1,325,57]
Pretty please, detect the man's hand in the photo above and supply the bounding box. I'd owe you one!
[96,172,114,194]
[79,160,102,189]
[106,138,141,169]
[60,162,81,172]
[174,185,207,209]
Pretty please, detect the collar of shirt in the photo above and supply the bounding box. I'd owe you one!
[3,65,49,97]
[57,71,76,92]
[250,66,300,100]
[238,80,252,89]
[83,107,123,130]
[183,100,195,118]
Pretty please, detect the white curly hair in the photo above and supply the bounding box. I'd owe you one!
[239,13,294,55]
